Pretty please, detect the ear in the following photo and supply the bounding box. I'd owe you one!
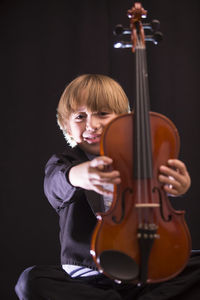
[66,127,72,137]
[63,121,72,137]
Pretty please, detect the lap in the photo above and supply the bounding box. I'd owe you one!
[15,265,122,300]
[15,251,200,300]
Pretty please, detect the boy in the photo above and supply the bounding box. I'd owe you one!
[16,74,200,300]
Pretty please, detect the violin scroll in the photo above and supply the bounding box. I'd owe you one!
[113,3,163,50]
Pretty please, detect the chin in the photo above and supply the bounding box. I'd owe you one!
[79,142,100,155]
[90,148,100,155]
[87,144,100,155]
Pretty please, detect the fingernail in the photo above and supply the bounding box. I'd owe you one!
[168,159,173,164]
[160,165,166,170]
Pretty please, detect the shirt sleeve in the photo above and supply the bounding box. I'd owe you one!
[44,154,82,212]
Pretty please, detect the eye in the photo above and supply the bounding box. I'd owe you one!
[75,114,86,121]
[98,111,110,117]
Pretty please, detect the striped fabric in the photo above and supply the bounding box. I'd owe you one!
[62,265,99,277]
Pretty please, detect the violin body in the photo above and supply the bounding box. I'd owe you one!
[91,112,191,283]
[91,2,191,284]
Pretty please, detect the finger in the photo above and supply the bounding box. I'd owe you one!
[90,156,113,168]
[92,184,114,196]
[159,174,189,195]
[89,165,120,180]
[158,174,181,190]
[90,174,121,185]
[98,170,121,180]
[159,165,184,182]
[167,159,187,175]
[159,165,190,192]
[163,184,179,196]
[168,160,191,190]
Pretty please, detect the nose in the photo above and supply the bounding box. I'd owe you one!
[86,115,100,131]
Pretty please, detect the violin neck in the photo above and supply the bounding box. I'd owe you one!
[133,45,153,179]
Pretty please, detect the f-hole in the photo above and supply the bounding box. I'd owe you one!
[112,187,133,224]
[153,186,172,222]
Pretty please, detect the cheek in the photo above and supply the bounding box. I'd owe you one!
[104,114,118,125]
[70,123,85,141]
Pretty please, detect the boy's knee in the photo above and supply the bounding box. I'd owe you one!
[15,266,35,300]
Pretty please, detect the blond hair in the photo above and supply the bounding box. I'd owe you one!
[57,74,130,147]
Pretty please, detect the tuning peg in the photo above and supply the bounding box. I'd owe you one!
[151,20,160,31]
[153,31,163,43]
[114,31,163,48]
[145,32,163,45]
[113,20,161,37]
[114,41,132,49]
[113,24,130,36]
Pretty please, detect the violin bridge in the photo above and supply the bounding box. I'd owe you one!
[135,203,160,207]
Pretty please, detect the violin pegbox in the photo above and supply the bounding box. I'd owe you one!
[114,2,163,51]
[128,2,147,52]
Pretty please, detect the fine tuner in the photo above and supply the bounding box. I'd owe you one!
[113,20,163,48]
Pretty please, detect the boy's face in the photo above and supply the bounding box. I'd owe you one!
[66,106,118,155]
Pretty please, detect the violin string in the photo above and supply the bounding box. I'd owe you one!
[136,39,155,225]
[142,44,157,226]
[136,41,147,224]
[135,42,143,225]
[140,44,150,224]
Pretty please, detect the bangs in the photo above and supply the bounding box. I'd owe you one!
[70,85,117,113]
[57,74,130,123]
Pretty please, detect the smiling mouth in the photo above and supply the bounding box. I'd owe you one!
[84,135,101,144]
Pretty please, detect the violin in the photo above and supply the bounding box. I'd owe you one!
[91,2,191,284]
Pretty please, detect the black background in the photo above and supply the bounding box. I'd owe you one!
[1,1,200,299]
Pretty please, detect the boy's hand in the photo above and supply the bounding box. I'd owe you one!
[158,159,191,196]
[69,156,121,196]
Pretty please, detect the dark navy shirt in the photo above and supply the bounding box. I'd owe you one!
[44,145,104,269]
